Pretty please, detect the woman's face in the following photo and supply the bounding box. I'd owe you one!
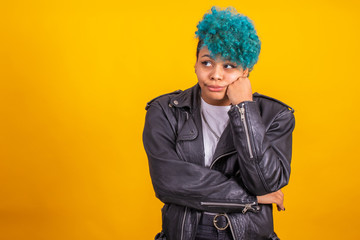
[195,46,248,106]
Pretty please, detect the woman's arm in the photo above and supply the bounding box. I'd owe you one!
[143,102,259,213]
[226,76,295,196]
[228,101,295,196]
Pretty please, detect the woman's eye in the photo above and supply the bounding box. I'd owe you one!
[224,64,236,69]
[201,61,212,67]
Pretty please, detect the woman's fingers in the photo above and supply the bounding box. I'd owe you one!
[275,190,285,211]
[277,203,285,211]
[226,76,253,104]
[257,190,285,211]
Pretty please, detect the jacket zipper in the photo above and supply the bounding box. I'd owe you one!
[236,104,254,159]
[209,151,237,169]
[200,202,258,214]
[180,206,188,240]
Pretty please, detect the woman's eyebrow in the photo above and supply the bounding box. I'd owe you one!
[201,54,212,58]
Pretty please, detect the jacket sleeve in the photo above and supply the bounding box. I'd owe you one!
[228,101,295,196]
[143,103,259,213]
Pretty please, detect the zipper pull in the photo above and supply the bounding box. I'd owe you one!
[240,107,245,121]
[236,104,245,120]
[242,203,253,214]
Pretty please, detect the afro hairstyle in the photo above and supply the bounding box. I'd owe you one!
[195,6,261,72]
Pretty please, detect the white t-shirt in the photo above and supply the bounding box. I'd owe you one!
[200,98,231,167]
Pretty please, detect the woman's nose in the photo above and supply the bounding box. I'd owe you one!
[210,64,223,80]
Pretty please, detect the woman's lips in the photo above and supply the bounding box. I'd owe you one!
[207,85,226,92]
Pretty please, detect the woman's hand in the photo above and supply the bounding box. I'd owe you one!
[226,76,253,105]
[257,189,285,211]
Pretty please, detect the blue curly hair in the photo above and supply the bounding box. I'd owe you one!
[195,6,261,72]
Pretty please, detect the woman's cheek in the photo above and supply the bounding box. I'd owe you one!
[228,76,239,85]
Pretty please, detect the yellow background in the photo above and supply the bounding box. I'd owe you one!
[1,0,360,239]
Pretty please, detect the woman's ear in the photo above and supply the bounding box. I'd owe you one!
[243,68,249,77]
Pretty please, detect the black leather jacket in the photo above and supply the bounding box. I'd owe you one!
[143,84,295,240]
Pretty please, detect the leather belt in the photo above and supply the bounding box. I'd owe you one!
[200,213,229,230]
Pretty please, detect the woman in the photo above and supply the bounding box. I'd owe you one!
[143,6,295,240]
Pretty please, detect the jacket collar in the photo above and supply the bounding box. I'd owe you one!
[170,83,261,111]
[169,84,200,113]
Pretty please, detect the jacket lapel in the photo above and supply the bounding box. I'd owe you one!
[211,123,236,164]
[175,84,205,167]
[173,83,236,167]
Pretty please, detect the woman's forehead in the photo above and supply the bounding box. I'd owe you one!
[199,47,235,63]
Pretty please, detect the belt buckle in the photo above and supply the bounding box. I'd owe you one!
[213,214,229,230]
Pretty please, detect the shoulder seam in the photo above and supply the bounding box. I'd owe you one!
[254,92,295,113]
[276,109,294,119]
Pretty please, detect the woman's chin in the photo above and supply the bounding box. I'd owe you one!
[202,93,230,106]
